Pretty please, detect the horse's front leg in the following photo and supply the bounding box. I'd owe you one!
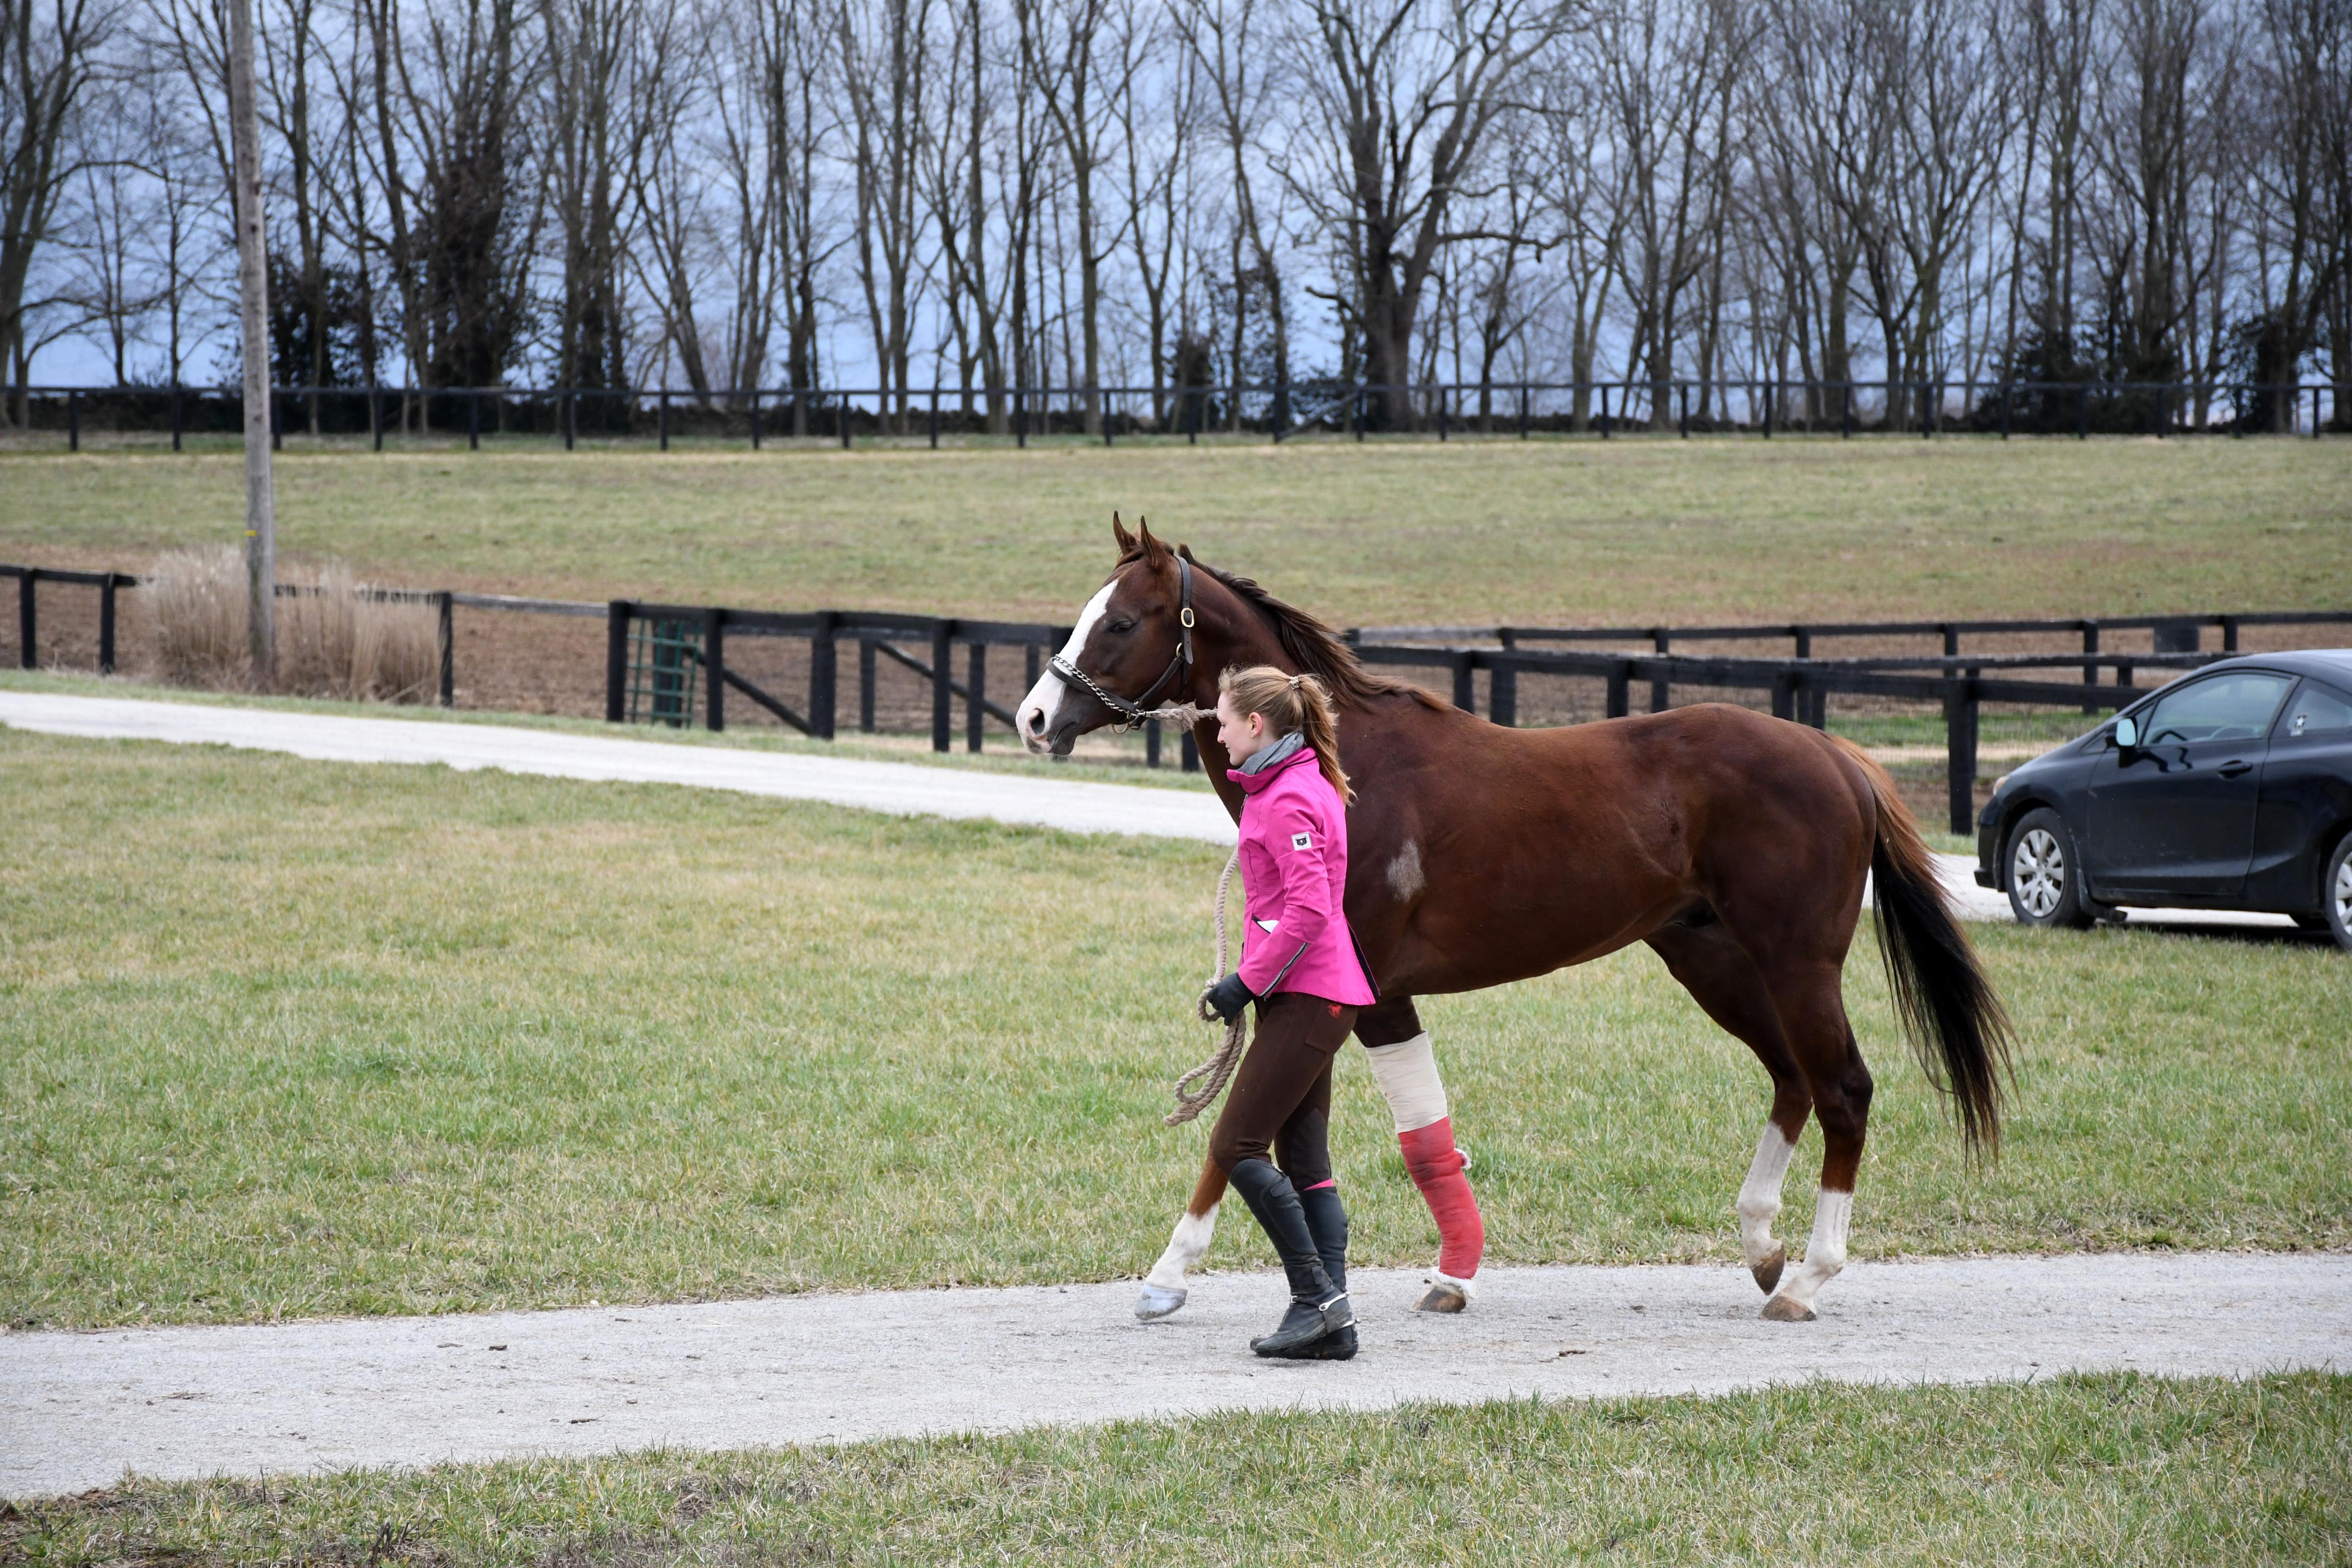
[1134,1157,1227,1321]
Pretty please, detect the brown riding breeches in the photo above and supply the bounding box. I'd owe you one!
[1206,991,1359,1188]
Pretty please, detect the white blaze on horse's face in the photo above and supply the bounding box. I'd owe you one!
[1017,581,1116,755]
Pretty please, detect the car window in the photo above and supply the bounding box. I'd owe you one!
[2275,680,2352,740]
[2139,672,2294,745]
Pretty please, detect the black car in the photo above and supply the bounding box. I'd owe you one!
[1974,649,2352,949]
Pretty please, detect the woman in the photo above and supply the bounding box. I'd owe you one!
[1200,664,1377,1360]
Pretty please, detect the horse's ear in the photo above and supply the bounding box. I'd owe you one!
[1136,517,1172,564]
[1111,512,1137,555]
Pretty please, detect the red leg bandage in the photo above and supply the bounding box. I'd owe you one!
[1398,1117,1484,1280]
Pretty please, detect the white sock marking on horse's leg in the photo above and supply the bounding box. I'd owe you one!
[1144,1203,1216,1290]
[1361,1032,1448,1132]
[1737,1123,1796,1272]
[1769,1189,1852,1315]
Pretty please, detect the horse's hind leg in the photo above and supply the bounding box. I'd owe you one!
[1647,925,1814,1296]
[1135,1157,1226,1321]
[1755,963,1873,1322]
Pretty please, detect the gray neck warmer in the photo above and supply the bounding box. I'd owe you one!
[1238,730,1307,775]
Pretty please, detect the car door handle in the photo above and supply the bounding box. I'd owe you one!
[2218,759,2254,778]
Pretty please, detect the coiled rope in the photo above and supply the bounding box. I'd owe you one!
[1166,847,1249,1126]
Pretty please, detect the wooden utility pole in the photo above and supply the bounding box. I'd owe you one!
[227,0,276,685]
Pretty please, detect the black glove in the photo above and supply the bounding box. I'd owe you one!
[1204,972,1255,1024]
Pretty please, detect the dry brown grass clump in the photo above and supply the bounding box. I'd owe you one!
[280,560,439,702]
[144,545,438,702]
[146,543,250,687]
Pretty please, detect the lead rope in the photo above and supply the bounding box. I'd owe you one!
[1165,847,1248,1126]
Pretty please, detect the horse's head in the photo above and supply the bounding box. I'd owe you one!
[1017,515,1198,756]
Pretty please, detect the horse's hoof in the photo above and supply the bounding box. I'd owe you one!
[1134,1284,1187,1322]
[1750,1245,1786,1296]
[1414,1282,1469,1314]
[1759,1293,1815,1323]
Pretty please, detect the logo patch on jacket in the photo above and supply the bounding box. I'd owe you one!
[1290,831,1312,851]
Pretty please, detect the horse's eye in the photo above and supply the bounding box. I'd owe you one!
[1108,619,1136,634]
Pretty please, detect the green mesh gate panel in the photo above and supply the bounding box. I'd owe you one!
[627,617,703,726]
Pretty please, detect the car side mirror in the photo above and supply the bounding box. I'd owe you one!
[2114,715,2139,751]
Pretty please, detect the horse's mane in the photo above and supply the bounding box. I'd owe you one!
[1144,544,1445,712]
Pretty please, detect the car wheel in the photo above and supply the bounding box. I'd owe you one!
[2007,808,2093,929]
[2325,835,2352,953]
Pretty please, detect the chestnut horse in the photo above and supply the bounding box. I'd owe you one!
[1018,520,2011,1322]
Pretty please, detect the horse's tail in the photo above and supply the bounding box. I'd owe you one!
[1829,736,2015,1158]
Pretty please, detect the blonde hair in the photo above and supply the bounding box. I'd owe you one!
[1219,664,1353,803]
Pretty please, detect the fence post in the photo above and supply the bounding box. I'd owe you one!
[659,389,670,452]
[1356,388,1366,442]
[468,390,481,451]
[17,569,33,668]
[2081,621,2101,713]
[860,637,878,732]
[1518,384,1529,440]
[1490,636,1517,727]
[840,392,852,449]
[2221,615,2240,653]
[966,641,986,752]
[1436,385,1447,441]
[1771,670,1797,721]
[2000,383,2012,440]
[1650,629,1670,712]
[605,601,632,722]
[436,591,455,706]
[1841,382,1852,439]
[1017,387,1028,448]
[1450,651,1476,716]
[1606,661,1630,719]
[68,389,79,452]
[931,387,940,449]
[99,572,118,673]
[172,386,184,451]
[563,392,575,451]
[372,386,384,452]
[931,621,953,751]
[1145,717,1162,768]
[1944,679,1980,836]
[1181,730,1200,772]
[1761,380,1773,438]
[750,389,762,450]
[705,608,726,731]
[809,612,838,739]
[1680,383,1690,438]
[2076,385,2088,440]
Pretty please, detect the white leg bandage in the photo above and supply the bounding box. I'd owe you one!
[1362,1032,1449,1133]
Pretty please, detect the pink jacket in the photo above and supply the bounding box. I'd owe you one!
[1231,745,1377,1005]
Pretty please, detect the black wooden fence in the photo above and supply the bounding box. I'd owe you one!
[11,561,2349,834]
[6,376,2344,450]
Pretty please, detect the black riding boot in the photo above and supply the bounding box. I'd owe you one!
[1295,1181,1359,1361]
[1228,1158,1354,1358]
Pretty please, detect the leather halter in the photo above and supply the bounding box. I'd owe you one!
[1048,555,1196,729]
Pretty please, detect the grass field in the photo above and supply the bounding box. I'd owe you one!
[5,727,2345,1331]
[8,1373,2346,1564]
[4,439,2347,624]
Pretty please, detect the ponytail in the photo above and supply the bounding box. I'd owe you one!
[1218,664,1353,804]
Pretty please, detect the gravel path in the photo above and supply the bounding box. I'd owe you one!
[6,1254,2344,1499]
[0,691,2298,931]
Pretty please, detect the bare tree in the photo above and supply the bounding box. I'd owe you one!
[1280,0,1573,426]
[3,0,121,418]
